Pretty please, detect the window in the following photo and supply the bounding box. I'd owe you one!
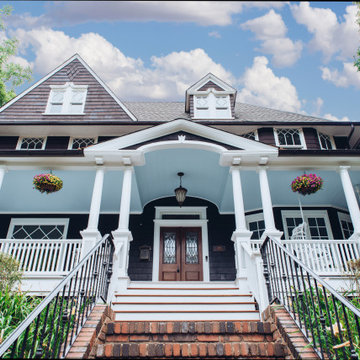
[246,213,265,240]
[17,137,46,150]
[240,131,258,141]
[318,132,335,150]
[7,218,69,239]
[338,213,353,239]
[69,137,97,150]
[45,82,87,114]
[274,128,305,148]
[281,210,333,240]
[194,92,232,119]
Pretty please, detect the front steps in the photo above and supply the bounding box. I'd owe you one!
[112,282,260,321]
[94,320,290,359]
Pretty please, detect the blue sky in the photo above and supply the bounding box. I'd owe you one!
[3,1,360,121]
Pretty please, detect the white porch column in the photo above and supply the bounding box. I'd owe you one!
[80,167,105,258]
[258,166,282,240]
[339,166,360,239]
[111,166,133,292]
[0,167,6,189]
[230,167,252,281]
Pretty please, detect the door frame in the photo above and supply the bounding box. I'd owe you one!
[152,206,210,282]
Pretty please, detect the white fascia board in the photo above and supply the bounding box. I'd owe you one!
[0,54,138,122]
[187,73,236,94]
[84,119,277,154]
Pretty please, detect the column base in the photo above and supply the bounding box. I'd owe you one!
[261,230,283,241]
[80,229,102,258]
[349,232,360,242]
[231,230,253,242]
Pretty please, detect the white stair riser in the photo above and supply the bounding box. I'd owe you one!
[112,303,256,312]
[113,296,254,303]
[126,282,242,289]
[114,312,260,321]
[116,289,248,296]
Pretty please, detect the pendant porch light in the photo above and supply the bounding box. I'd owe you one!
[174,172,187,207]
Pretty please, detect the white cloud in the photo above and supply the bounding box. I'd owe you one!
[14,27,234,101]
[321,62,360,89]
[241,10,302,67]
[323,113,350,122]
[237,56,302,112]
[312,97,323,116]
[208,31,221,39]
[291,2,359,62]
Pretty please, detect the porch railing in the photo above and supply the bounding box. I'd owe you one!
[260,236,360,360]
[251,239,360,275]
[0,234,114,359]
[0,239,82,275]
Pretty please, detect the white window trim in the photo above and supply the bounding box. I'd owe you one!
[274,128,307,149]
[7,218,69,239]
[317,131,336,150]
[245,212,264,228]
[44,82,88,115]
[338,212,353,239]
[16,137,47,150]
[281,210,333,240]
[152,206,209,282]
[68,136,98,150]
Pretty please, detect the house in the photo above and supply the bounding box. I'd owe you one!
[0,54,360,332]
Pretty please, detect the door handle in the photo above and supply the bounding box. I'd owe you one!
[177,267,180,273]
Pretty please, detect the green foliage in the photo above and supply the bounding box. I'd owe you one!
[0,286,40,346]
[292,285,360,359]
[355,2,360,72]
[0,252,23,292]
[0,5,32,106]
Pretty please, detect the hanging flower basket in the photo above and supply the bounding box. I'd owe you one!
[33,173,63,194]
[291,173,323,196]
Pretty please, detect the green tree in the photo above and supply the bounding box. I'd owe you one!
[355,2,360,71]
[0,5,32,106]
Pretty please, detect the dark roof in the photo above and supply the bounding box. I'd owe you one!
[124,101,334,123]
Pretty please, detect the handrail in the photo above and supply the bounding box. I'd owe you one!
[0,234,114,359]
[261,236,360,360]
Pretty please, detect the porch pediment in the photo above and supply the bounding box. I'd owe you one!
[84,119,278,166]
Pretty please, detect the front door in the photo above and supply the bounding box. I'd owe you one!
[159,227,203,281]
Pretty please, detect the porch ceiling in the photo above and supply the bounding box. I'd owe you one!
[1,152,359,214]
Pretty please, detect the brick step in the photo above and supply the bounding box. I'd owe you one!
[93,320,288,358]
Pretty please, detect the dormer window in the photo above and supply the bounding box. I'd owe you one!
[45,82,88,115]
[318,132,335,150]
[274,128,306,149]
[69,137,97,150]
[17,137,46,150]
[194,91,231,119]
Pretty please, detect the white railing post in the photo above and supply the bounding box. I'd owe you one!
[258,166,282,240]
[111,166,133,295]
[80,167,105,258]
[230,167,252,282]
[0,166,6,190]
[339,166,360,240]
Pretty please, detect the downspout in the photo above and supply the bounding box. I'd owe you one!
[347,123,355,149]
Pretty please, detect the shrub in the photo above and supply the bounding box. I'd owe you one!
[0,252,22,292]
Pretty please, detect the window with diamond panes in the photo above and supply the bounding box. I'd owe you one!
[10,224,66,239]
[241,132,256,141]
[163,232,176,264]
[18,137,45,150]
[185,231,199,264]
[275,129,303,147]
[318,132,334,150]
[71,137,96,150]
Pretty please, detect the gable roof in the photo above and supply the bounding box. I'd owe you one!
[0,54,137,122]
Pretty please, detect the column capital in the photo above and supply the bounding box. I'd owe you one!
[256,165,269,173]
[338,165,351,173]
[229,165,241,173]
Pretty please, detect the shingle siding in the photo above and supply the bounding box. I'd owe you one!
[258,128,275,145]
[303,128,321,150]
[0,59,134,123]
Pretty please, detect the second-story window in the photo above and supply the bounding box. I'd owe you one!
[45,82,88,115]
[274,128,305,148]
[70,137,97,150]
[17,137,46,150]
[318,132,334,150]
[240,131,258,141]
